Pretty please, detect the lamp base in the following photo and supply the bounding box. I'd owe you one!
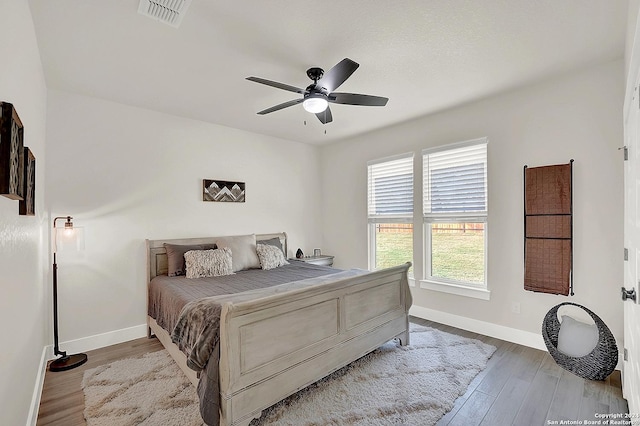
[49,353,88,372]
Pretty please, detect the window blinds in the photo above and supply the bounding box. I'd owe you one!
[423,141,487,216]
[367,154,414,220]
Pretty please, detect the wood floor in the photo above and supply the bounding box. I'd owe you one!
[409,317,630,426]
[37,336,165,425]
[37,317,628,426]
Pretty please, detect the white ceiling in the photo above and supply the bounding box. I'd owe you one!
[28,0,628,145]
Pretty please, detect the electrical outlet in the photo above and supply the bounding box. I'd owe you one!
[511,302,521,314]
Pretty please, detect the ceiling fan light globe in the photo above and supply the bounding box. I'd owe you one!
[303,97,328,113]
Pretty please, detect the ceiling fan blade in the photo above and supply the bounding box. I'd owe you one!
[246,77,305,94]
[316,58,359,93]
[329,92,388,107]
[316,106,333,124]
[257,98,303,115]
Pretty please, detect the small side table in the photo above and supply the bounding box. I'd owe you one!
[296,255,334,267]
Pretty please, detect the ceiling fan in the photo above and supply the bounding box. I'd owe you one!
[246,58,388,124]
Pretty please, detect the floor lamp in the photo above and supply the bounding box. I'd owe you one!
[50,216,88,372]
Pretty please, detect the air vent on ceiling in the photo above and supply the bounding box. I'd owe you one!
[138,0,193,28]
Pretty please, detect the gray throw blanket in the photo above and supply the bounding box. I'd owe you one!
[171,269,368,426]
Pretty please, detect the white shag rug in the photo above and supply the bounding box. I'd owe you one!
[82,325,496,426]
[82,350,202,426]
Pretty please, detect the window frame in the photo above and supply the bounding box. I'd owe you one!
[367,152,414,272]
[420,138,489,297]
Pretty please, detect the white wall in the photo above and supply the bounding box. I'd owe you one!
[45,90,323,345]
[627,0,640,82]
[0,1,48,425]
[320,60,624,345]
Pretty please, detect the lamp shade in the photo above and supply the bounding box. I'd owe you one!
[302,96,328,113]
[55,226,85,252]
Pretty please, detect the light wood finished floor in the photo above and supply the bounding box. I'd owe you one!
[37,337,164,425]
[37,317,628,426]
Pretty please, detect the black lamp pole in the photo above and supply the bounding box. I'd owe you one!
[49,216,88,372]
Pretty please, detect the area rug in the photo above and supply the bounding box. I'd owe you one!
[82,325,496,426]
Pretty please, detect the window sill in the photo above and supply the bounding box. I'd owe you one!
[419,279,490,300]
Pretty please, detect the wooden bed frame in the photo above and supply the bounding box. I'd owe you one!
[146,233,412,426]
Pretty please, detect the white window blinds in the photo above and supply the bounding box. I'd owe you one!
[423,141,487,215]
[367,154,414,220]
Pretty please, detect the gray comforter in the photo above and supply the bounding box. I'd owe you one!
[148,261,363,425]
[149,261,342,335]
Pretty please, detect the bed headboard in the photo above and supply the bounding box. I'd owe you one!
[146,232,288,281]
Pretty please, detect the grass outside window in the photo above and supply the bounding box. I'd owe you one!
[374,223,485,284]
[374,224,413,271]
[429,223,484,284]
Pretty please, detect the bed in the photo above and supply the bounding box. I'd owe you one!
[146,232,412,426]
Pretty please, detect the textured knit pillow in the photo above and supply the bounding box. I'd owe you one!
[256,243,289,270]
[184,248,233,279]
[557,315,599,357]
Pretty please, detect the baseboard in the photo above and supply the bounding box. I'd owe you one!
[47,323,149,357]
[26,346,50,426]
[409,305,546,351]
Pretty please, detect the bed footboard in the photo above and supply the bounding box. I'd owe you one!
[217,262,412,426]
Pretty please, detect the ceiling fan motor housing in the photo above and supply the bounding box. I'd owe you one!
[306,67,324,82]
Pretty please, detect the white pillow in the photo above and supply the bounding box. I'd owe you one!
[215,234,261,272]
[557,305,593,325]
[557,315,599,357]
[256,243,289,270]
[184,248,233,278]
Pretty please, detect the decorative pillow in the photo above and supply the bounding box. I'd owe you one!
[215,234,261,272]
[256,243,289,270]
[557,315,599,357]
[257,237,284,255]
[184,248,233,279]
[164,243,217,276]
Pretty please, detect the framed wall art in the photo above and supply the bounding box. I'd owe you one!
[0,102,24,200]
[19,147,35,216]
[203,179,245,202]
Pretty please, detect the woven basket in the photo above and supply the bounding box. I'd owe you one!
[542,302,618,381]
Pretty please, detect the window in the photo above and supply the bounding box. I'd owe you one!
[367,153,414,272]
[422,139,487,289]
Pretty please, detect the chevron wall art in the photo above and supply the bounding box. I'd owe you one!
[203,179,245,202]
